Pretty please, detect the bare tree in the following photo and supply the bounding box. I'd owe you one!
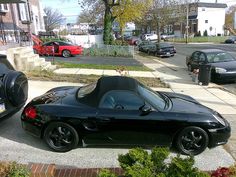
[44,7,65,32]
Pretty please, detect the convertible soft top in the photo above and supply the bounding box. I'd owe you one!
[80,76,139,107]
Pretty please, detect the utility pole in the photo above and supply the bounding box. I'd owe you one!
[186,3,189,44]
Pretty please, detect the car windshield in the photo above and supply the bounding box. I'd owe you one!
[206,52,235,63]
[138,83,167,111]
[77,81,97,98]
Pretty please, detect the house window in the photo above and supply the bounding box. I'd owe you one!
[0,4,9,12]
[205,20,208,24]
[18,3,30,22]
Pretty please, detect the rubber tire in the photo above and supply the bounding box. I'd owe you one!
[62,50,71,58]
[3,71,28,107]
[175,126,209,156]
[44,122,79,152]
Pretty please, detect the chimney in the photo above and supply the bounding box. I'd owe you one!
[215,0,217,3]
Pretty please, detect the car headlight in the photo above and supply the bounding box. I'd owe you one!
[215,67,227,74]
[213,114,226,126]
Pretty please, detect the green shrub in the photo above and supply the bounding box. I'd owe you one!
[0,162,30,177]
[98,147,210,177]
[203,30,208,37]
[98,169,117,177]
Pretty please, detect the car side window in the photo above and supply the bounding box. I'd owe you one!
[99,91,144,110]
[199,53,206,62]
[192,52,200,61]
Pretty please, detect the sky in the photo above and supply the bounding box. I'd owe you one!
[40,0,81,24]
[40,0,236,24]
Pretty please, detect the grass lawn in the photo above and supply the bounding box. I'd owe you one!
[55,62,153,71]
[26,70,167,88]
[169,36,228,43]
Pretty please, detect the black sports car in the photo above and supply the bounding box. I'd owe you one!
[21,76,230,155]
[0,55,28,120]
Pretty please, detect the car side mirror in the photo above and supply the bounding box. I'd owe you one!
[140,105,152,115]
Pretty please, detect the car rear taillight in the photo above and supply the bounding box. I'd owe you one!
[24,107,37,119]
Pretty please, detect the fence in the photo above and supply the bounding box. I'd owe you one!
[82,44,135,58]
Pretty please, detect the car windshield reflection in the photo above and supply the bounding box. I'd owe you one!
[138,83,166,111]
[77,82,97,98]
[206,52,235,63]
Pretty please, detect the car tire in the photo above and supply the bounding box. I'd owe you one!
[3,71,28,107]
[44,122,79,152]
[62,50,71,58]
[175,126,209,155]
[187,64,193,72]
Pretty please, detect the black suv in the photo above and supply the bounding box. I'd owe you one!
[0,54,28,120]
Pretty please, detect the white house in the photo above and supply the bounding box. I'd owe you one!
[173,2,227,37]
[195,2,227,36]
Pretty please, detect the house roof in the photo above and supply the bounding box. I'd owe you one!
[196,2,227,8]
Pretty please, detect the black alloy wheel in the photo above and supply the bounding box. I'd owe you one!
[44,122,79,152]
[62,50,71,58]
[175,126,209,155]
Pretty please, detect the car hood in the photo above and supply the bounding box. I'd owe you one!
[162,92,214,114]
[210,60,236,72]
[29,86,78,105]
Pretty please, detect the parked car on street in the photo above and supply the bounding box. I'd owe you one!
[138,41,156,52]
[126,36,141,46]
[21,76,231,155]
[0,55,28,120]
[33,41,83,58]
[142,33,158,41]
[148,43,176,57]
[224,36,236,44]
[186,49,236,83]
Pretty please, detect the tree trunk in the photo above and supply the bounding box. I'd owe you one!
[103,7,113,45]
[157,20,161,43]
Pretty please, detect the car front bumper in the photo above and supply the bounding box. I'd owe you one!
[214,72,236,82]
[157,51,175,57]
[208,122,231,148]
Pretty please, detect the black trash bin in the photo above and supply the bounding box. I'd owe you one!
[198,64,211,86]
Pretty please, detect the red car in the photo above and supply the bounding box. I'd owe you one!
[33,41,83,58]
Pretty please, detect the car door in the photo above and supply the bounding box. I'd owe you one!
[94,90,166,146]
[190,51,201,70]
[42,42,53,55]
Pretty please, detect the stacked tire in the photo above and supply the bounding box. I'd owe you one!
[0,55,28,118]
[3,71,28,107]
